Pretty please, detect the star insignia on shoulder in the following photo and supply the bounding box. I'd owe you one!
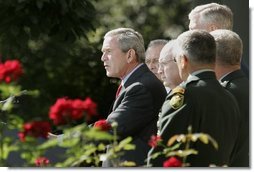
[220,81,229,88]
[169,86,185,109]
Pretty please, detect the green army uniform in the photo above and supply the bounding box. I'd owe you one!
[147,71,241,167]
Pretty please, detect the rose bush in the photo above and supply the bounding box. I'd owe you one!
[147,126,218,167]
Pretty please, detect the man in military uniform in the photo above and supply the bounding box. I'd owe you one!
[147,30,241,167]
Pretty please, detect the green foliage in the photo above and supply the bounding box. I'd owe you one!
[0,88,27,166]
[148,126,218,167]
[38,122,135,167]
[0,0,96,43]
[94,0,191,44]
[0,0,192,123]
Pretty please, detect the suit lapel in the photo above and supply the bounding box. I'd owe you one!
[112,64,148,111]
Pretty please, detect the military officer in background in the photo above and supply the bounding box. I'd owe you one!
[147,30,241,167]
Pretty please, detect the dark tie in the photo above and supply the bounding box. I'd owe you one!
[115,84,122,98]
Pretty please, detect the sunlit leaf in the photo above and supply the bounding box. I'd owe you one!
[149,152,162,159]
[198,134,209,144]
[59,137,79,147]
[166,149,198,157]
[204,134,219,150]
[167,135,178,146]
[189,134,199,142]
[97,143,106,151]
[1,96,14,111]
[176,134,186,143]
[163,142,181,154]
[119,161,136,167]
[122,144,135,150]
[38,138,58,149]
[85,128,114,140]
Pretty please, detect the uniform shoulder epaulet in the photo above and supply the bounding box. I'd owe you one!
[169,86,185,110]
[172,86,185,95]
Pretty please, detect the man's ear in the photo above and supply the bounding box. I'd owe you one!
[127,49,135,63]
[180,55,188,69]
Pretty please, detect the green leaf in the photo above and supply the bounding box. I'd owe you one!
[117,137,133,150]
[84,128,114,140]
[1,96,14,111]
[7,114,24,130]
[149,152,162,159]
[198,134,209,144]
[97,143,106,151]
[119,161,136,167]
[38,138,58,149]
[197,133,218,149]
[166,149,198,157]
[122,144,135,150]
[59,137,79,147]
[163,142,181,154]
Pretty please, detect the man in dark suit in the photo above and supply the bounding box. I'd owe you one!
[211,29,249,167]
[101,28,167,167]
[188,2,249,78]
[147,30,241,167]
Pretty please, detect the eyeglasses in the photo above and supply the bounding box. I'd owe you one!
[145,58,159,64]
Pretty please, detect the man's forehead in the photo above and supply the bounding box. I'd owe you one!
[159,55,168,62]
[102,36,117,49]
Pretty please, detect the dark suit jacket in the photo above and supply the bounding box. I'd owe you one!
[102,64,167,167]
[148,71,241,167]
[241,59,249,79]
[221,70,249,167]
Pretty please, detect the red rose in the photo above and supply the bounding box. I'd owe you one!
[83,97,98,117]
[18,121,51,142]
[18,132,26,142]
[71,99,87,119]
[94,119,111,131]
[148,135,161,147]
[35,157,50,167]
[163,157,182,167]
[0,60,23,83]
[49,97,98,125]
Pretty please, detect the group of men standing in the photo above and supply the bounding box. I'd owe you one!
[100,2,249,167]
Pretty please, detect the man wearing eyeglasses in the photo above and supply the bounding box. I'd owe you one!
[147,30,240,167]
[145,39,168,81]
[157,39,182,92]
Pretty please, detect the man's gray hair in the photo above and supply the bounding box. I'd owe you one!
[210,29,242,65]
[147,39,168,49]
[161,39,177,59]
[104,28,145,62]
[189,3,233,30]
[176,30,216,65]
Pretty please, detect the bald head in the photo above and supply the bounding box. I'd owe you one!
[158,40,182,89]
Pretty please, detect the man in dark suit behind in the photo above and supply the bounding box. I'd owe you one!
[147,30,241,167]
[188,2,249,78]
[100,28,167,167]
[211,29,249,167]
